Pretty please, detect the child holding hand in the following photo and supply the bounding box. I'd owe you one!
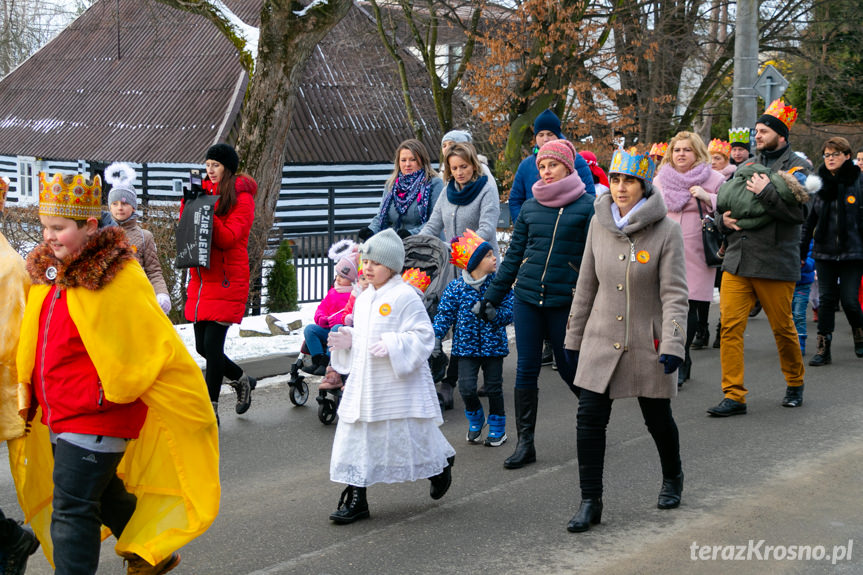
[326,229,456,524]
[433,230,513,446]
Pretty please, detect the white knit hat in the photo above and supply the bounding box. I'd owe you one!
[360,228,405,273]
[105,162,138,209]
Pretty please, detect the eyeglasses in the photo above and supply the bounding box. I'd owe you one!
[823,152,845,159]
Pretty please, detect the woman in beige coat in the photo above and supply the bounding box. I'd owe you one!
[563,149,689,533]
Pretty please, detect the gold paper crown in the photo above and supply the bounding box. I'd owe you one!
[728,127,750,144]
[708,139,731,157]
[450,229,487,270]
[402,268,431,292]
[39,172,102,219]
[648,142,668,157]
[763,99,798,130]
[0,177,8,211]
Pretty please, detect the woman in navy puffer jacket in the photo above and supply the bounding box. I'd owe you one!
[480,139,594,470]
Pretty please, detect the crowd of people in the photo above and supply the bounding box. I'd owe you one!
[1,99,862,572]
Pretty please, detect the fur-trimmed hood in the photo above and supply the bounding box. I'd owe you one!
[26,226,135,290]
[775,169,818,204]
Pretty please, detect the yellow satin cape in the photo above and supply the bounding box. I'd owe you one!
[12,260,220,567]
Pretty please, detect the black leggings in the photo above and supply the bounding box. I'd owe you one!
[194,321,243,402]
[685,299,711,356]
[576,388,681,499]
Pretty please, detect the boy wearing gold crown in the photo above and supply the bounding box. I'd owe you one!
[432,230,514,446]
[13,173,220,574]
[728,127,753,166]
[707,99,812,417]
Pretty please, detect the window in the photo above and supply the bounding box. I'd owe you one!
[16,156,40,205]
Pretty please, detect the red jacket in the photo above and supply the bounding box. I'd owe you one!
[184,175,257,324]
[32,286,147,437]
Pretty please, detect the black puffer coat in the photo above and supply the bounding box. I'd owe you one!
[801,160,863,262]
[485,195,594,308]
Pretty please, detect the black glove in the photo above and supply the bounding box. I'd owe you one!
[564,349,580,372]
[658,354,684,374]
[471,299,497,322]
[358,227,374,242]
[182,184,198,203]
[396,228,412,239]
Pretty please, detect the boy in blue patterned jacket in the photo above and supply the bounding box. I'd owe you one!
[433,230,514,446]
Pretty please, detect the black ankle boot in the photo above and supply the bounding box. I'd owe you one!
[329,485,370,524]
[712,321,721,349]
[504,388,538,469]
[567,498,603,532]
[809,333,832,366]
[691,325,709,349]
[853,327,863,358]
[657,472,684,509]
[429,456,455,500]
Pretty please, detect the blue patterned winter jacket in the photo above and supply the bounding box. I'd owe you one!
[432,272,513,357]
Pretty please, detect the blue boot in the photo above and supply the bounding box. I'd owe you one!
[485,414,508,447]
[465,407,485,443]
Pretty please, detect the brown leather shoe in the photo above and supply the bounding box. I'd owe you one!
[122,552,181,575]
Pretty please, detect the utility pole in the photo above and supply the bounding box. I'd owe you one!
[732,0,759,127]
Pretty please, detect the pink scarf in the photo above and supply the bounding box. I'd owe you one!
[531,171,587,208]
[656,162,713,213]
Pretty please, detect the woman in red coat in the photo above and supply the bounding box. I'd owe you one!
[184,143,256,420]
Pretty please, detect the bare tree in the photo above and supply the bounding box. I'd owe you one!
[154,0,352,305]
[0,0,87,78]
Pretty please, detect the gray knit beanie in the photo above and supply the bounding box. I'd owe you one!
[441,130,472,145]
[360,228,405,273]
[108,184,138,209]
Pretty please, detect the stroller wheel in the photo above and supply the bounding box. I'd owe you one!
[318,397,337,425]
[289,380,309,406]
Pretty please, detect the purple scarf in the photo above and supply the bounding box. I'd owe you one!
[656,162,713,212]
[378,169,433,229]
[531,171,586,208]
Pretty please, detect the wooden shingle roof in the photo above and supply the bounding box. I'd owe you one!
[0,0,466,164]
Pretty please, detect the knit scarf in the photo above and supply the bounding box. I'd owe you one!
[814,160,861,254]
[656,162,713,212]
[447,175,488,206]
[378,169,433,230]
[531,171,586,208]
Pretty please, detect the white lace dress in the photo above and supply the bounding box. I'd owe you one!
[329,276,456,487]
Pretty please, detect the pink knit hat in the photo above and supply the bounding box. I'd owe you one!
[536,140,577,175]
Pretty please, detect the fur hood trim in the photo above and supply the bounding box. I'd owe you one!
[26,226,135,290]
[776,170,812,204]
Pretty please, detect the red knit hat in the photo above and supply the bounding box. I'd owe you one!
[536,140,577,175]
[578,151,609,187]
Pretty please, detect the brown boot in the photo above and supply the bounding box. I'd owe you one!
[122,552,181,575]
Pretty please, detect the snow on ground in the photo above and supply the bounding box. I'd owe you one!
[175,302,319,369]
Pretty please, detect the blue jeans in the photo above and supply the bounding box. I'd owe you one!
[792,283,811,346]
[458,356,504,415]
[512,298,575,392]
[51,439,136,575]
[304,324,342,357]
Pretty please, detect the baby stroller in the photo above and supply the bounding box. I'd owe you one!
[401,235,455,410]
[287,342,343,424]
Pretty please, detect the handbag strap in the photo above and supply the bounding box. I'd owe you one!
[696,198,705,219]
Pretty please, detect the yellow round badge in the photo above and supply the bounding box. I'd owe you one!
[848,196,857,205]
[636,250,650,264]
[379,303,392,316]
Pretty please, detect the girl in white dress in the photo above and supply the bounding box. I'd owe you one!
[327,228,456,524]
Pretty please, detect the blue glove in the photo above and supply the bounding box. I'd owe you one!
[564,349,580,372]
[658,354,684,374]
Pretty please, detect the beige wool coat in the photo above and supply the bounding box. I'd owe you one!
[565,189,689,399]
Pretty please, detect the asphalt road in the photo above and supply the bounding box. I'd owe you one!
[2,310,862,574]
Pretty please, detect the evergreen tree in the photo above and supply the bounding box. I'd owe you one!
[267,240,299,312]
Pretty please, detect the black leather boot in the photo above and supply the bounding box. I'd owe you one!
[712,321,721,349]
[781,384,804,408]
[429,456,455,500]
[853,327,863,358]
[329,485,370,524]
[566,498,603,532]
[504,388,538,469]
[691,324,709,349]
[657,472,684,509]
[809,333,832,366]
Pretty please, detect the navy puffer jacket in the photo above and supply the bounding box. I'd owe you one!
[432,273,513,357]
[484,195,594,308]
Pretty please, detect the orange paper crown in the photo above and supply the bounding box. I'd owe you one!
[402,268,431,292]
[39,172,102,220]
[450,229,487,270]
[648,142,668,157]
[708,139,731,157]
[0,176,8,211]
[763,99,798,130]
